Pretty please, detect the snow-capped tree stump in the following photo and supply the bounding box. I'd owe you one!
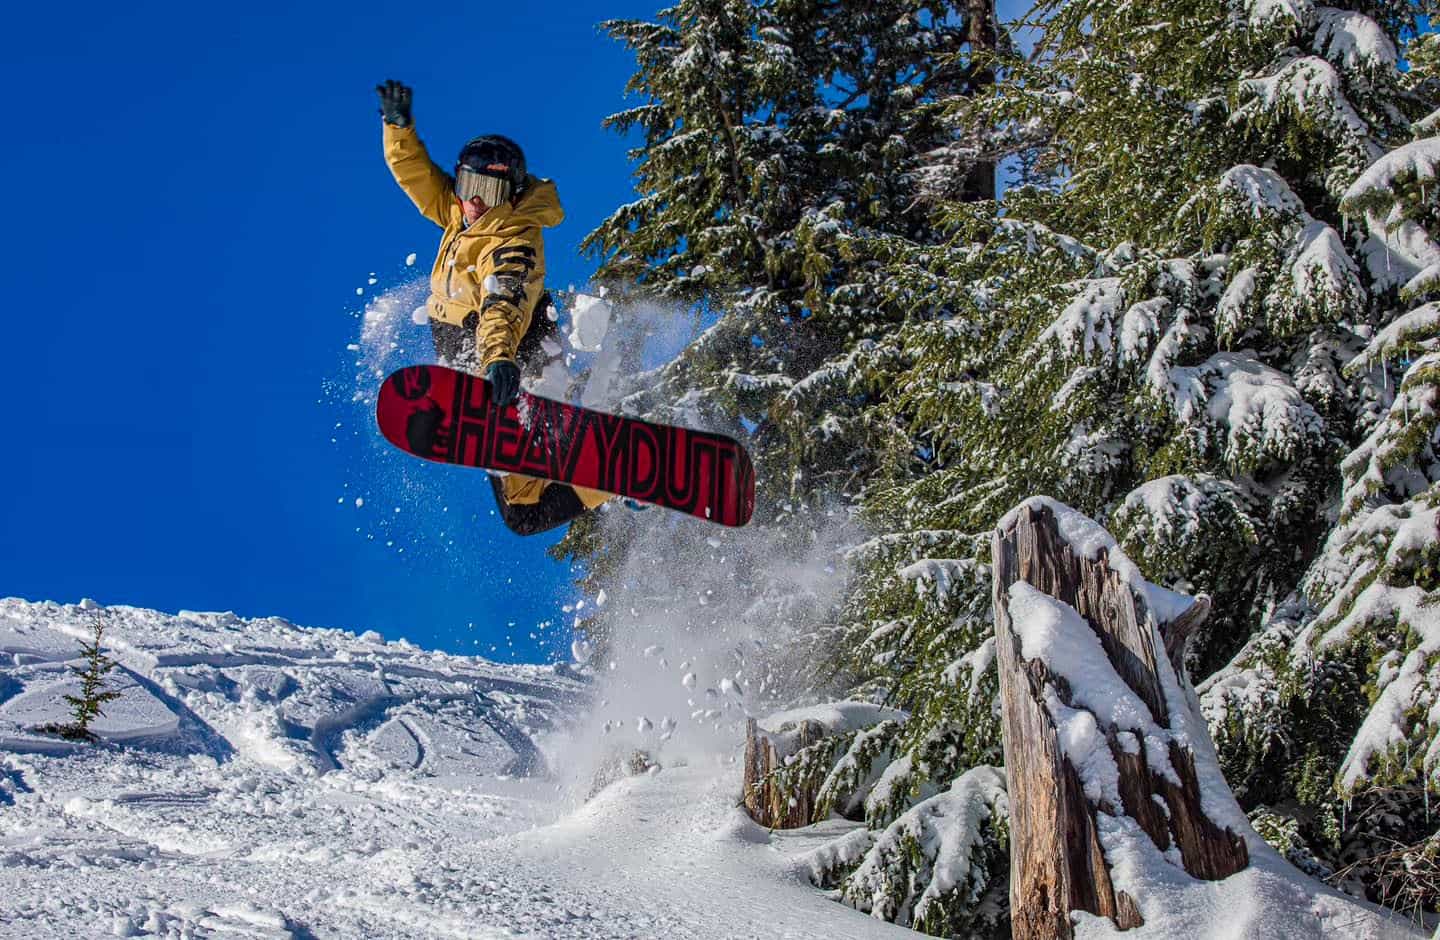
[992,500,1248,940]
[743,716,827,829]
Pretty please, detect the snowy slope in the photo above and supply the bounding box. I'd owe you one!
[0,598,911,939]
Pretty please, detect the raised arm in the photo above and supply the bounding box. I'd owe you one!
[377,81,454,228]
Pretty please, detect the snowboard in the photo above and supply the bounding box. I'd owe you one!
[376,364,756,527]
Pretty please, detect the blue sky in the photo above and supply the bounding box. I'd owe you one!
[1,1,1033,662]
[0,0,659,660]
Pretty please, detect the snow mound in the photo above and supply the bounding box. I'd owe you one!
[0,599,576,772]
[761,701,906,737]
[0,597,917,938]
[1,673,178,745]
[0,614,82,664]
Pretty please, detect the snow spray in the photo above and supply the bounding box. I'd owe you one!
[546,499,863,807]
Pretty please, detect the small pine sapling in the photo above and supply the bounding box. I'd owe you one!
[40,615,122,742]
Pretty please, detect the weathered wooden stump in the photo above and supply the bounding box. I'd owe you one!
[993,500,1248,939]
[743,716,828,829]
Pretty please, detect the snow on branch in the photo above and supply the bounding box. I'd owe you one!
[1120,297,1168,368]
[1216,267,1258,339]
[992,218,1095,264]
[1158,352,1326,472]
[1345,303,1440,370]
[1037,278,1125,366]
[1312,8,1397,73]
[1206,164,1366,334]
[1237,56,1369,143]
[725,371,794,393]
[1114,475,1259,563]
[1233,55,1382,179]
[1416,108,1440,137]
[843,529,984,565]
[1286,219,1365,316]
[1246,0,1317,32]
[943,637,997,703]
[781,339,904,411]
[899,558,984,607]
[1343,137,1440,213]
[1219,165,1305,219]
[835,766,1008,934]
[1333,351,1440,526]
[1340,136,1440,295]
[1293,378,1440,790]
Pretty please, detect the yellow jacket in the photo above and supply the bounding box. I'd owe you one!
[384,124,606,512]
[383,123,562,368]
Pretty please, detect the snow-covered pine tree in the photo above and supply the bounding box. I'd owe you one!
[559,0,936,664]
[1204,36,1440,912]
[574,0,1001,498]
[804,0,1440,925]
[558,1,1012,932]
[558,1,1004,669]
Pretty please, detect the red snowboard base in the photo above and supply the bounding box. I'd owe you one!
[375,364,755,527]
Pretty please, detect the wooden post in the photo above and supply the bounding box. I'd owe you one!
[743,717,827,829]
[993,502,1248,939]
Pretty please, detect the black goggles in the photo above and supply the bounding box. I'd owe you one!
[456,166,513,205]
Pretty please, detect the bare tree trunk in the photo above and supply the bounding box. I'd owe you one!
[993,502,1248,940]
[961,0,999,203]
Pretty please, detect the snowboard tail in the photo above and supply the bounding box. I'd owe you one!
[376,364,755,527]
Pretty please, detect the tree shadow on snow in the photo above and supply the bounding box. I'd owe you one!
[0,765,32,806]
[118,668,237,764]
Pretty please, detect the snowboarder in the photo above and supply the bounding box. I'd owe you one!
[377,80,611,535]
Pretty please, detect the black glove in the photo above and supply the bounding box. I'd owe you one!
[376,80,413,128]
[486,360,521,410]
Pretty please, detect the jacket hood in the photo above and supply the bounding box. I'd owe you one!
[516,177,564,227]
[471,176,563,234]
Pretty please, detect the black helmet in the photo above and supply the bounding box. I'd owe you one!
[455,134,526,193]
